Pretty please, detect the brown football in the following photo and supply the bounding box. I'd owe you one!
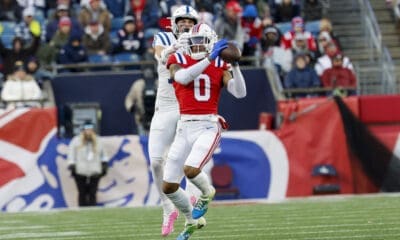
[220,42,241,63]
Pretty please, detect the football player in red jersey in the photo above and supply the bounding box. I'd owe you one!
[163,23,246,240]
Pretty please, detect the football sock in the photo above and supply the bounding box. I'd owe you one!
[189,171,213,197]
[166,188,196,224]
[151,158,174,212]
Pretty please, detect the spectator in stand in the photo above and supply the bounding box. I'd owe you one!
[319,18,341,50]
[38,16,73,66]
[291,32,316,65]
[129,0,159,39]
[261,25,292,94]
[25,56,54,88]
[1,60,42,109]
[45,3,82,42]
[82,20,111,55]
[281,16,317,52]
[15,7,42,46]
[57,35,88,71]
[315,30,340,59]
[302,0,324,21]
[314,42,353,76]
[214,1,244,51]
[0,22,40,78]
[16,0,46,13]
[79,0,111,34]
[103,0,129,18]
[196,2,215,27]
[113,15,146,57]
[0,0,22,22]
[241,4,263,63]
[321,53,357,96]
[262,24,292,81]
[284,53,321,98]
[273,0,301,23]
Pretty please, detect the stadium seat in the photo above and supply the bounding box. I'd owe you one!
[305,20,321,37]
[211,164,240,200]
[113,52,140,70]
[109,30,119,46]
[275,22,291,34]
[1,34,14,49]
[111,17,124,31]
[1,21,16,48]
[88,54,113,71]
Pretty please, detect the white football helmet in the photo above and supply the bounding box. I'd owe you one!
[188,23,218,60]
[171,5,199,36]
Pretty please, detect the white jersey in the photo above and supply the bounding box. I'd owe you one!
[153,31,180,111]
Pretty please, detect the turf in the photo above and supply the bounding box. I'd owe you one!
[0,194,399,240]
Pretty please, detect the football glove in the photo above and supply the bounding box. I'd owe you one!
[209,39,228,60]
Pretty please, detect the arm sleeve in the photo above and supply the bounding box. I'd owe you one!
[226,65,247,98]
[174,58,211,85]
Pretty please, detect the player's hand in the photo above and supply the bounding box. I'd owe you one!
[209,39,228,60]
[174,32,190,50]
[29,20,41,37]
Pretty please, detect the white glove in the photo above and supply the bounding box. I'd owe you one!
[160,33,191,63]
[174,32,190,50]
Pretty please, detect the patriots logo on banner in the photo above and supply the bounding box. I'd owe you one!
[0,108,58,211]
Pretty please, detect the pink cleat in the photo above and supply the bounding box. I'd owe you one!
[161,209,179,237]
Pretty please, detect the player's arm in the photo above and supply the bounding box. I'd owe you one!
[223,62,247,98]
[169,63,183,80]
[173,58,211,85]
[155,33,190,64]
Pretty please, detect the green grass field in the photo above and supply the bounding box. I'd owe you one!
[1,194,400,240]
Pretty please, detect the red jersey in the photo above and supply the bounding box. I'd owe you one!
[167,53,229,115]
[281,31,317,51]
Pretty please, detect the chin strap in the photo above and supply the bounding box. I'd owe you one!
[174,58,211,85]
[227,65,247,98]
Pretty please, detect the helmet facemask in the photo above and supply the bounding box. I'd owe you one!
[171,5,199,37]
[187,24,218,60]
[188,35,212,60]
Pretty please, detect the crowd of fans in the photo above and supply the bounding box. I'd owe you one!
[0,0,359,107]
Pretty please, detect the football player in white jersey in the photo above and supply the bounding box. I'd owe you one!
[149,5,200,237]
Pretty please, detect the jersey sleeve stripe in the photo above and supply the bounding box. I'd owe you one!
[174,53,187,65]
[160,32,171,46]
[156,33,167,45]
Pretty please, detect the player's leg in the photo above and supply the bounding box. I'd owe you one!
[148,109,179,236]
[184,122,221,219]
[185,158,214,205]
[163,121,206,239]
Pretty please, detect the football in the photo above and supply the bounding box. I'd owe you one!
[220,42,241,63]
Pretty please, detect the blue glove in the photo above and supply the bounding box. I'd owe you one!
[209,39,228,60]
